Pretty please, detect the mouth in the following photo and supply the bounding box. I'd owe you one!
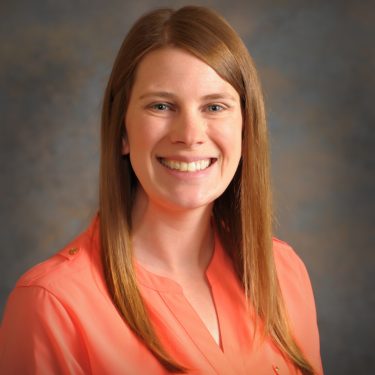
[157,157,216,172]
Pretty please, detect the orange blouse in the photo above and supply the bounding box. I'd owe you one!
[0,217,323,374]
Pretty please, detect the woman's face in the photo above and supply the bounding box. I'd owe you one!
[124,47,242,212]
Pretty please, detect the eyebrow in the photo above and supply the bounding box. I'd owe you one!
[138,91,238,102]
[139,91,175,100]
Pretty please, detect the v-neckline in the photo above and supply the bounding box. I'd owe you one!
[134,232,254,373]
[135,231,227,348]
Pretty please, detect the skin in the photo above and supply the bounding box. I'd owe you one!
[123,47,243,346]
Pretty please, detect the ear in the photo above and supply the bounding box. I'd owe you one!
[121,135,130,155]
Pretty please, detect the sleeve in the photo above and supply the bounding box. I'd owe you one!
[287,248,324,375]
[274,240,324,375]
[0,286,91,375]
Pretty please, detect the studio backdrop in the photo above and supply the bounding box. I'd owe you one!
[1,1,374,374]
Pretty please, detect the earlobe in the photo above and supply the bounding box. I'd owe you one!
[121,136,130,155]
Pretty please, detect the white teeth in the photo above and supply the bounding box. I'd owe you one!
[160,159,211,172]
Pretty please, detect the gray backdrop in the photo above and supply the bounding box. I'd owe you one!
[1,1,374,374]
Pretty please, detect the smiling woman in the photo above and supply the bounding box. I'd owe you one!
[123,47,242,211]
[0,6,323,375]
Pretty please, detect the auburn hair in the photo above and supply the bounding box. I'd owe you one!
[99,5,315,374]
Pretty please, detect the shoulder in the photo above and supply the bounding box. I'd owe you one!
[272,241,323,374]
[272,237,317,325]
[14,216,101,297]
[272,237,308,284]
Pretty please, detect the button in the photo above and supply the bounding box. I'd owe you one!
[68,247,79,255]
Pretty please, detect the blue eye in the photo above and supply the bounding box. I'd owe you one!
[207,104,224,112]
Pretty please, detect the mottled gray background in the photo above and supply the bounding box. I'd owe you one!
[1,0,374,374]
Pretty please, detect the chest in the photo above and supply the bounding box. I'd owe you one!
[76,274,297,375]
[178,278,221,346]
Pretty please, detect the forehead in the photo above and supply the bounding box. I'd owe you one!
[130,47,239,99]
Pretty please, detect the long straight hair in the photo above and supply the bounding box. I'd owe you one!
[100,6,315,374]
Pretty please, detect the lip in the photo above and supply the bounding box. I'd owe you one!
[156,155,217,163]
[156,156,218,176]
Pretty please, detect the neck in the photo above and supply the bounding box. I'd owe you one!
[131,187,214,278]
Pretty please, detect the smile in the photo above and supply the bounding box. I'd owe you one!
[158,158,214,172]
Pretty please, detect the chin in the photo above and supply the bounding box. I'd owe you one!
[158,194,217,212]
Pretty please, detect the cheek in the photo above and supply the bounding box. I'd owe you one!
[126,115,150,152]
[126,118,165,159]
[215,122,242,158]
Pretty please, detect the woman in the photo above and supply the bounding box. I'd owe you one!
[0,6,323,375]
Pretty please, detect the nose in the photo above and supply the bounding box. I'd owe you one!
[169,109,207,146]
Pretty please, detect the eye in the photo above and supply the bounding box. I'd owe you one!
[151,103,170,111]
[207,104,225,112]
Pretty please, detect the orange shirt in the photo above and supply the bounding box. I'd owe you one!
[0,217,323,374]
